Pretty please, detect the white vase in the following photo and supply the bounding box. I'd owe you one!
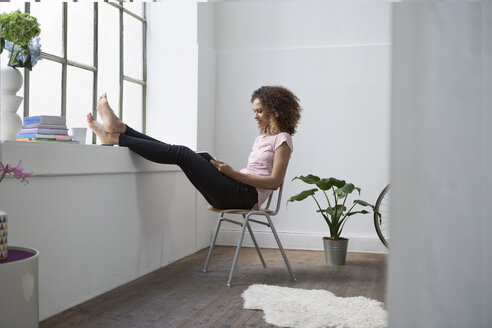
[0,66,24,140]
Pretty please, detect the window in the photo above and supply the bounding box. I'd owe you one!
[0,1,147,144]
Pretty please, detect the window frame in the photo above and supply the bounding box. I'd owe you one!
[21,1,147,144]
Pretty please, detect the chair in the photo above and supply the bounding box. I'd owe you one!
[203,184,296,286]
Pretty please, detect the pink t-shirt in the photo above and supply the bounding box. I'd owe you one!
[240,132,293,210]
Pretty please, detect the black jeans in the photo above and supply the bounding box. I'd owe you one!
[119,126,258,210]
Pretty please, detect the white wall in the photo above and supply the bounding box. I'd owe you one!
[388,2,492,326]
[0,142,200,320]
[210,2,391,253]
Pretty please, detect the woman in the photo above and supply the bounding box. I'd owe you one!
[87,86,301,210]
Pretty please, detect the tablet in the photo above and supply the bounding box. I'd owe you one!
[197,151,214,161]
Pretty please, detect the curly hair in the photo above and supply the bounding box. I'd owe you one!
[251,86,302,135]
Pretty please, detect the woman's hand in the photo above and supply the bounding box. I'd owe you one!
[211,158,235,177]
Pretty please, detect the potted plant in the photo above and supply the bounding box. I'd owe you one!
[287,175,377,266]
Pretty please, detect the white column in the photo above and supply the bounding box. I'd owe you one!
[388,2,492,327]
[480,2,492,325]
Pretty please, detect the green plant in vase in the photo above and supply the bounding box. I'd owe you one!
[0,9,42,70]
[288,175,378,265]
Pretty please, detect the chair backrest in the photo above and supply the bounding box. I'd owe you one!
[263,183,283,216]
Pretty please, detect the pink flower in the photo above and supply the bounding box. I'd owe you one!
[0,161,32,184]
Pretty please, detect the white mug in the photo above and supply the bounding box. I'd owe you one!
[71,127,87,144]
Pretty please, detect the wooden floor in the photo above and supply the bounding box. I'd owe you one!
[40,246,387,328]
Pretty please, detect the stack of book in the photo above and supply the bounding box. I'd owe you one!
[16,115,76,142]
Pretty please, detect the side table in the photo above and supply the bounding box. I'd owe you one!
[0,246,39,328]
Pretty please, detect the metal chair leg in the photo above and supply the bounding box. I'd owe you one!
[265,215,296,281]
[203,214,223,273]
[246,220,266,267]
[227,213,250,286]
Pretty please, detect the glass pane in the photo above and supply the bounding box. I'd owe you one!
[0,3,24,15]
[66,67,93,144]
[122,81,142,132]
[98,3,119,117]
[30,2,63,57]
[123,2,143,18]
[123,13,143,80]
[67,2,93,65]
[29,60,62,117]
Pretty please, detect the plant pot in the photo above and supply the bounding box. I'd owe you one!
[323,237,348,266]
[0,246,39,327]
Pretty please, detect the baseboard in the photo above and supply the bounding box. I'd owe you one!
[215,229,388,254]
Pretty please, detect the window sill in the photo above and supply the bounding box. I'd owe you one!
[0,140,179,176]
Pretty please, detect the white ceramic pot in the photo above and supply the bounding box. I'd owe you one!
[0,66,23,94]
[0,246,39,327]
[0,66,24,140]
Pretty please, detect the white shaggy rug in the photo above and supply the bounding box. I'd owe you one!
[241,284,387,328]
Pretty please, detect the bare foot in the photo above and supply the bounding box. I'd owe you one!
[96,93,126,133]
[87,113,119,145]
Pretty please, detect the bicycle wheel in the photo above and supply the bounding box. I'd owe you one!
[374,184,390,248]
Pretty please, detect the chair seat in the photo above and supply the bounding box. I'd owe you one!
[206,205,273,214]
